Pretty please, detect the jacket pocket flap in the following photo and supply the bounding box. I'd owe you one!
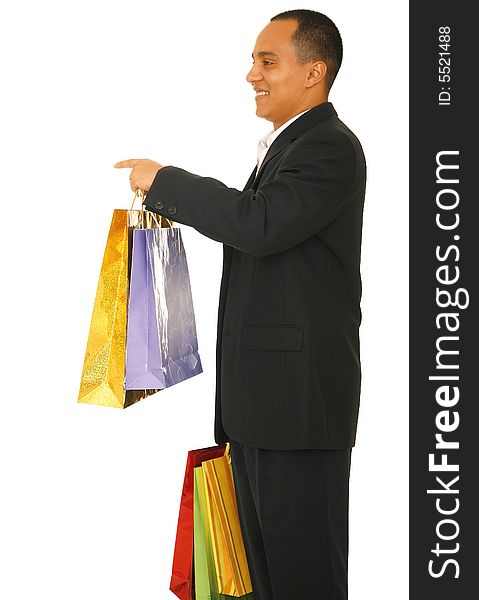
[241,323,303,351]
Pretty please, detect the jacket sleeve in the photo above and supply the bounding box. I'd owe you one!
[142,133,358,257]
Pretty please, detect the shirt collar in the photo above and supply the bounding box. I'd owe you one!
[258,108,311,151]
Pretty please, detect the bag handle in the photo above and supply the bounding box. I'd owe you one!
[130,188,174,230]
[224,442,231,464]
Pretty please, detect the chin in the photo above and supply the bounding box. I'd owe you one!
[256,107,268,119]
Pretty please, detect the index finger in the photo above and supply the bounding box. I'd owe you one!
[113,159,141,168]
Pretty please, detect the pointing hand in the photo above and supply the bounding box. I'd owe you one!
[113,158,166,192]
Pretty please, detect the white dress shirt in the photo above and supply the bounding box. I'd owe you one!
[256,109,310,171]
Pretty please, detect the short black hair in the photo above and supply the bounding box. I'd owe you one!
[270,9,343,93]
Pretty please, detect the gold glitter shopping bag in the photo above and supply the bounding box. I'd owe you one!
[77,190,166,408]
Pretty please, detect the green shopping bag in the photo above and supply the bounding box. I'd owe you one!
[194,466,214,599]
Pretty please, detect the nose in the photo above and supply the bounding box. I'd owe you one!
[246,62,262,84]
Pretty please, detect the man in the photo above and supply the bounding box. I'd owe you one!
[115,9,366,600]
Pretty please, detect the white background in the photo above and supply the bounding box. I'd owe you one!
[0,1,408,598]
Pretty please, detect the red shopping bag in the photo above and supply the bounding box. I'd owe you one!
[170,444,228,600]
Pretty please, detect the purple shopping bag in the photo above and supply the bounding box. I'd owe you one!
[124,221,203,390]
[124,228,164,389]
[145,225,203,387]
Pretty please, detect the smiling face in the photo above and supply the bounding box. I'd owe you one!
[246,19,327,130]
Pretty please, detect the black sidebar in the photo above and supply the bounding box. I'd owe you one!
[410,3,477,598]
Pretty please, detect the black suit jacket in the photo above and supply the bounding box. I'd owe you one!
[143,101,366,449]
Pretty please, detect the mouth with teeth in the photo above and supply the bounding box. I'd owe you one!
[255,90,270,100]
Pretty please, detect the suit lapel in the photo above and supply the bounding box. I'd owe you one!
[253,101,337,185]
[243,165,258,191]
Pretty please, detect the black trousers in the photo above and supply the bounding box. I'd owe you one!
[229,439,352,600]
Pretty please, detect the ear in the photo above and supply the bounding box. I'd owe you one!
[305,60,327,88]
